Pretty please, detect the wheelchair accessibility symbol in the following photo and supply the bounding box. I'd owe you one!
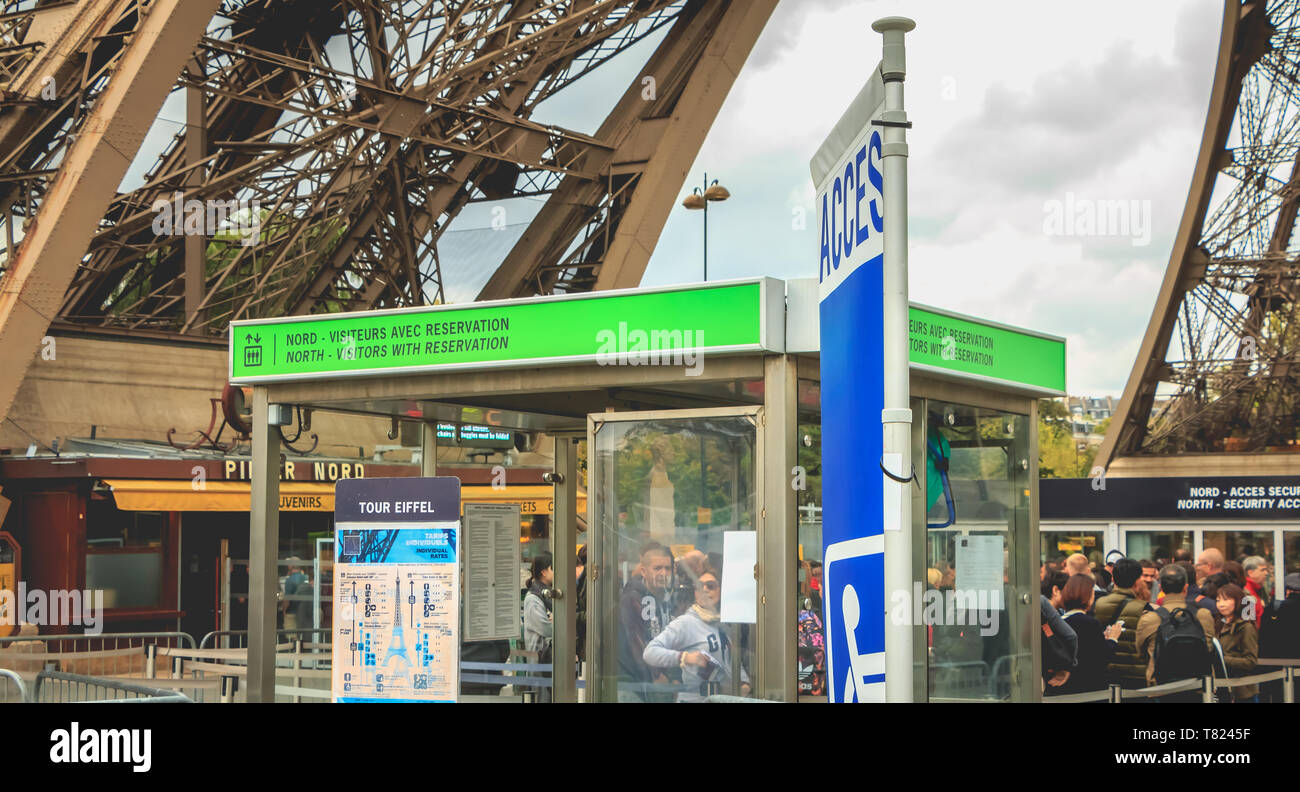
[823,535,886,703]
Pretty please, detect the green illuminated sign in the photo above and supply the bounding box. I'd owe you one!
[230,280,775,383]
[907,304,1066,395]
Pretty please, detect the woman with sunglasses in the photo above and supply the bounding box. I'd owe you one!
[643,566,750,702]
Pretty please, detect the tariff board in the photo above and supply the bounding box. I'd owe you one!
[331,477,461,703]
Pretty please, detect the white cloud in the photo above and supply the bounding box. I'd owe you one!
[645,0,1223,397]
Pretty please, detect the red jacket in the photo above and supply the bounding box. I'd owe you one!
[1244,578,1270,628]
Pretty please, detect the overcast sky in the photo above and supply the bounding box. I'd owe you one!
[632,0,1224,397]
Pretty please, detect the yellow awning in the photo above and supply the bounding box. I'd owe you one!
[105,480,586,516]
[105,480,334,512]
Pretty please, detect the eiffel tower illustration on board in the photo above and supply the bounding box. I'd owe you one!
[383,573,410,677]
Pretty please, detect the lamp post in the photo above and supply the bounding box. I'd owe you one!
[681,172,730,281]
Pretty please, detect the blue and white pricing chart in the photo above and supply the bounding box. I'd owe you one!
[331,477,461,703]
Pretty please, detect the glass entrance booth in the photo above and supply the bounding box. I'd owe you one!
[230,277,1064,702]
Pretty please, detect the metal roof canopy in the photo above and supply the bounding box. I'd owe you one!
[232,276,1064,426]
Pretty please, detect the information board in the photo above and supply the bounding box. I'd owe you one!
[332,477,461,703]
[462,503,522,642]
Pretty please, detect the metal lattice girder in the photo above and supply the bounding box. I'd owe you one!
[478,0,778,298]
[1098,0,1300,467]
[0,0,775,427]
[46,0,705,335]
[0,0,224,428]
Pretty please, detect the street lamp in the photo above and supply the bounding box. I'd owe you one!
[681,172,730,281]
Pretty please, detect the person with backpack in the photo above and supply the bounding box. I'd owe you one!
[1094,557,1150,689]
[1136,563,1215,698]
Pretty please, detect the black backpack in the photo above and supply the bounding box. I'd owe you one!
[1152,607,1211,684]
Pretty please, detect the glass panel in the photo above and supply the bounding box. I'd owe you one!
[922,402,1031,701]
[1203,531,1275,592]
[795,419,825,699]
[1042,531,1105,566]
[1124,530,1192,566]
[1286,532,1300,577]
[86,551,162,609]
[592,413,757,702]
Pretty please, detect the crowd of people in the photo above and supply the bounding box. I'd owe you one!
[1041,547,1300,701]
[616,542,749,702]
[504,541,750,702]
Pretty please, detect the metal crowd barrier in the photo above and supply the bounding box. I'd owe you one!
[1044,662,1299,703]
[0,632,201,700]
[199,628,329,650]
[31,670,192,703]
[0,631,195,680]
[1,668,29,703]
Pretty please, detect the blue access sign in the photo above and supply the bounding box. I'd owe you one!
[811,68,888,703]
[823,536,886,701]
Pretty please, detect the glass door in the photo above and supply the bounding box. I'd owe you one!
[587,407,761,703]
[921,400,1033,701]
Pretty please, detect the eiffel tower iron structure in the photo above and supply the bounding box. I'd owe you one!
[1097,0,1300,476]
[0,0,776,424]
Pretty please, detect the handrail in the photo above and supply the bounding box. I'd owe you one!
[1043,688,1111,704]
[1118,678,1202,699]
[199,629,328,649]
[1212,670,1287,688]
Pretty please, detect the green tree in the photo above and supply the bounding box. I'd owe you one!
[1038,398,1091,478]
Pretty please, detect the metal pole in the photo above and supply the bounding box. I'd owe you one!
[552,437,578,702]
[702,173,708,281]
[420,422,437,477]
[873,16,915,704]
[248,387,281,702]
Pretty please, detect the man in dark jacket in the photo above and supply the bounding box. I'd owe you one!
[1258,572,1300,701]
[1093,557,1150,689]
[1259,572,1300,658]
[617,543,676,701]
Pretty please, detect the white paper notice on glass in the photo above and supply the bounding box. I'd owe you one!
[462,503,521,642]
[720,531,757,624]
[955,534,1003,594]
